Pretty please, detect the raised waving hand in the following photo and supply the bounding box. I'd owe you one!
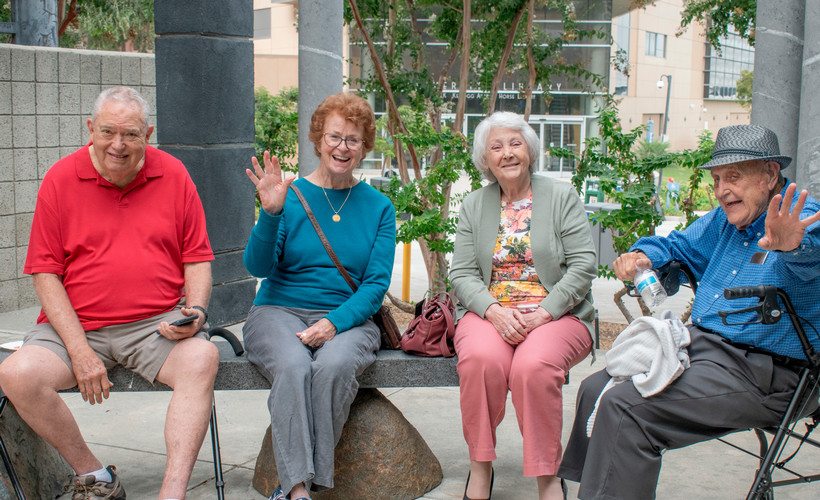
[759,183,820,252]
[246,150,296,215]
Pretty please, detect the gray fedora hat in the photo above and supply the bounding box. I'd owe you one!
[700,124,792,170]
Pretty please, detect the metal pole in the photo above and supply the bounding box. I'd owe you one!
[656,74,672,216]
[661,74,671,139]
[402,242,411,302]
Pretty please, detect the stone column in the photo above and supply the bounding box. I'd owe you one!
[10,0,57,46]
[297,0,344,176]
[751,0,805,182]
[154,1,257,326]
[797,0,820,198]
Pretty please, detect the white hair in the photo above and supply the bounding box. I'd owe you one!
[92,86,150,130]
[471,111,540,182]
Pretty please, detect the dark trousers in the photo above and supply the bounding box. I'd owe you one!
[558,327,819,500]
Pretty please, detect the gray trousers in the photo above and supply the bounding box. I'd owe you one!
[558,327,819,500]
[243,305,380,494]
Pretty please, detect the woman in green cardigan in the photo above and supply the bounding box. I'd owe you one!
[450,111,596,500]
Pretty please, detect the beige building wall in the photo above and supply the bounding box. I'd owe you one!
[253,1,299,91]
[612,0,750,151]
[255,54,298,93]
[252,0,350,94]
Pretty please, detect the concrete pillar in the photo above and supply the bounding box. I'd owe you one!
[797,0,820,198]
[11,0,57,46]
[154,1,257,326]
[297,0,344,176]
[751,0,805,182]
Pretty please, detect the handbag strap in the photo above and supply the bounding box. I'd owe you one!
[289,183,358,293]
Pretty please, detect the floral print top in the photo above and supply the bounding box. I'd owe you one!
[488,194,547,311]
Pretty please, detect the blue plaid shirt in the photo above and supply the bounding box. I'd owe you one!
[632,181,820,360]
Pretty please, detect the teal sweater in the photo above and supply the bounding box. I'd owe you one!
[244,178,396,333]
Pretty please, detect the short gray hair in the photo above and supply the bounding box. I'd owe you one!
[471,111,540,183]
[92,86,151,130]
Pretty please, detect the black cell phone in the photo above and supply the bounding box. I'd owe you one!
[170,315,197,327]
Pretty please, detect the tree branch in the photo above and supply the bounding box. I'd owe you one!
[487,3,527,115]
[453,0,471,133]
[348,0,422,179]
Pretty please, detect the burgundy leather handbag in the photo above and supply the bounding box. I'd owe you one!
[400,292,456,357]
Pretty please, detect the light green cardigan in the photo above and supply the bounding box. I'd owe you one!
[449,175,597,338]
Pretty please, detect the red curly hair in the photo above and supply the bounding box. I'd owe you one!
[308,92,376,157]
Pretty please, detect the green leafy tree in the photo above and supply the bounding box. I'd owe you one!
[736,69,753,110]
[60,0,154,52]
[0,1,10,44]
[551,96,714,320]
[633,138,669,160]
[2,0,154,50]
[254,87,299,173]
[346,0,609,297]
[677,0,756,50]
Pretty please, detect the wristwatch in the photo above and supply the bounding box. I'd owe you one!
[190,305,209,324]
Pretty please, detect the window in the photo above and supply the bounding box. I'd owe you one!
[613,13,630,95]
[254,8,271,40]
[645,32,666,58]
[703,30,754,100]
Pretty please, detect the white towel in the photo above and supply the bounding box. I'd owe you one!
[586,310,691,437]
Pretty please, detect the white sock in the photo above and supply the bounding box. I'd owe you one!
[86,467,112,483]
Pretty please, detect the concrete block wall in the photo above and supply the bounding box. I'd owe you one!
[0,44,156,312]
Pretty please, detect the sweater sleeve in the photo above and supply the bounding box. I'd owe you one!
[539,185,597,320]
[450,190,499,318]
[243,208,285,279]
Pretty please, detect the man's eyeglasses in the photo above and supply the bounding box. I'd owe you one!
[323,133,363,151]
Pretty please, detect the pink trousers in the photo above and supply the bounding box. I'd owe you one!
[454,312,593,476]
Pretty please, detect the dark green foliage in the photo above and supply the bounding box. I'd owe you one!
[254,87,299,173]
[678,0,756,50]
[553,97,715,279]
[0,0,10,43]
[736,69,753,110]
[60,0,155,52]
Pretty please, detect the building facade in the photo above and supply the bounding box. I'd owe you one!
[253,0,614,178]
[611,0,752,151]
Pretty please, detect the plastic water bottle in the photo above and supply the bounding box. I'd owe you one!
[634,265,667,307]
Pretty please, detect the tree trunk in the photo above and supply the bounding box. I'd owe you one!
[523,0,536,121]
[453,0,471,134]
[487,4,527,114]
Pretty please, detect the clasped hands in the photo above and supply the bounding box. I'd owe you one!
[486,303,553,346]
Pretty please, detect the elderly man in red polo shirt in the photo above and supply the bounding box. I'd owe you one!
[0,86,218,500]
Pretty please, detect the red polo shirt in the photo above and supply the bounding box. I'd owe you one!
[25,144,214,331]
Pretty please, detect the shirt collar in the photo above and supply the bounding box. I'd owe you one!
[77,143,163,185]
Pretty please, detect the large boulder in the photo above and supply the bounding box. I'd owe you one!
[253,388,442,500]
[0,399,73,499]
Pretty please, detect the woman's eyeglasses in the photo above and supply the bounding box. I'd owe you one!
[323,133,363,151]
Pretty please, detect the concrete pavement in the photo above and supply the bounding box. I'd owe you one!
[0,235,816,498]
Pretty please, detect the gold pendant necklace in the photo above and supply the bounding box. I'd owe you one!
[321,185,352,222]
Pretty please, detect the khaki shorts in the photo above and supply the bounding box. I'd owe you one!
[23,305,208,384]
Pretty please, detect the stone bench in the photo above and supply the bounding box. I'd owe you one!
[94,339,459,392]
[0,336,459,500]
